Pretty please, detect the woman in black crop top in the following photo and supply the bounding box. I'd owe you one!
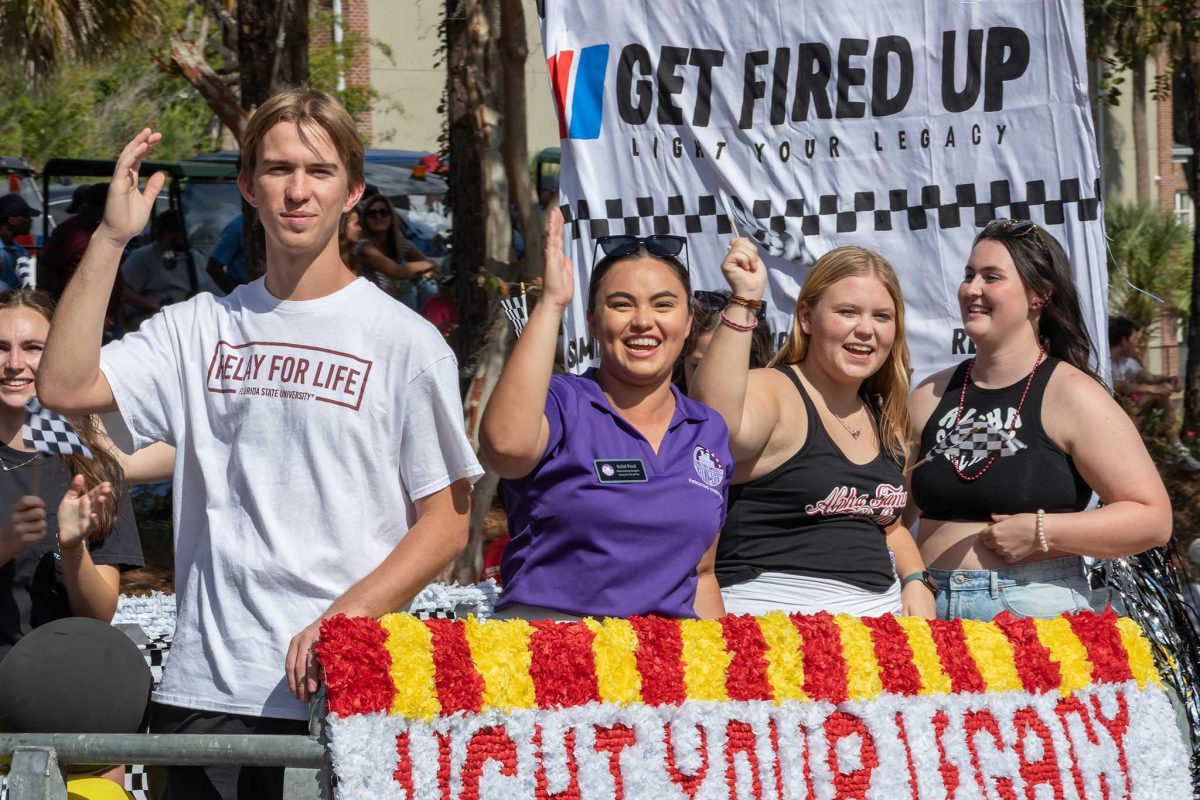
[693,241,935,618]
[908,219,1171,621]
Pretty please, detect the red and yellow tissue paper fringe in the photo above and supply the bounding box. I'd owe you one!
[316,609,1159,721]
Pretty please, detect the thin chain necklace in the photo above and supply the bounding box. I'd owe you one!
[952,345,1046,481]
[826,401,867,439]
[0,449,42,471]
[800,364,871,440]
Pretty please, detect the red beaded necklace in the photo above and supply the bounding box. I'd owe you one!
[951,345,1046,482]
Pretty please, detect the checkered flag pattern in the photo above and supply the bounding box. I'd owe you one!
[500,292,529,337]
[940,416,1027,468]
[22,398,92,458]
[412,607,457,621]
[559,177,1101,241]
[914,417,979,469]
[15,256,34,289]
[124,765,151,800]
[141,632,173,689]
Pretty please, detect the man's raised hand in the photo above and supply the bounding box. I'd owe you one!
[97,129,167,247]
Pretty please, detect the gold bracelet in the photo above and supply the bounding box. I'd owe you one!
[1035,509,1049,553]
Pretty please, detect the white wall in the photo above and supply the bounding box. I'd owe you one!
[366,0,561,155]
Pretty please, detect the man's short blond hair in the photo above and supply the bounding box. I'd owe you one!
[240,88,365,188]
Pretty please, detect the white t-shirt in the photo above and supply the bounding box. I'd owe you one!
[100,277,482,719]
[1111,355,1145,383]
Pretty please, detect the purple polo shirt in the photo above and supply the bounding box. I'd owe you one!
[497,369,732,619]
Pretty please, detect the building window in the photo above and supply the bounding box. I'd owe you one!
[1175,190,1194,229]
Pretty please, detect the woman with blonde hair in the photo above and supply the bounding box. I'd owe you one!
[692,240,934,617]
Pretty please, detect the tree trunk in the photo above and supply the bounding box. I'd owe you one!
[1132,59,1151,204]
[446,0,515,583]
[499,0,542,277]
[1181,37,1200,433]
[236,0,310,280]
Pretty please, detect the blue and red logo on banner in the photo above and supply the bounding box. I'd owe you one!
[548,44,609,140]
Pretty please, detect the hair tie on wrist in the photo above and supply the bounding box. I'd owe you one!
[719,308,757,332]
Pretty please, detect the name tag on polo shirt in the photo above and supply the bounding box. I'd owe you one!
[593,459,648,483]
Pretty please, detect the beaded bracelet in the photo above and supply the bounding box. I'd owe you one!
[719,308,757,332]
[1035,508,1049,553]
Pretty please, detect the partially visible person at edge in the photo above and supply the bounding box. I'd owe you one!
[692,240,934,618]
[480,211,729,621]
[0,288,173,785]
[358,192,438,310]
[1109,314,1200,472]
[677,288,774,394]
[36,89,481,800]
[0,194,38,290]
[206,212,246,294]
[37,183,124,333]
[907,219,1171,622]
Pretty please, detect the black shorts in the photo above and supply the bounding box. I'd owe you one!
[149,702,309,800]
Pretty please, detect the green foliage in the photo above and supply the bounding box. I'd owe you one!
[309,6,401,145]
[1105,202,1193,330]
[0,0,209,166]
[1084,0,1173,106]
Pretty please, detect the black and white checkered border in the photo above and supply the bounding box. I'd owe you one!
[560,177,1102,239]
[0,766,150,799]
[125,764,151,800]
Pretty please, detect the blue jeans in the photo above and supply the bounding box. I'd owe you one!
[930,557,1114,621]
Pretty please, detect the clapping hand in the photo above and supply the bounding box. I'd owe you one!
[57,475,111,552]
[0,495,46,563]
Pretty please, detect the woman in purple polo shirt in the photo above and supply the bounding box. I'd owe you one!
[692,240,935,618]
[480,210,730,621]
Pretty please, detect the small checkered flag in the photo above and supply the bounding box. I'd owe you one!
[23,399,92,458]
[15,256,34,288]
[500,286,529,337]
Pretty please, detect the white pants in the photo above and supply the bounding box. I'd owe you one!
[720,571,901,617]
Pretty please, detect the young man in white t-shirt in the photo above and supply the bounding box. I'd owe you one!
[38,90,482,798]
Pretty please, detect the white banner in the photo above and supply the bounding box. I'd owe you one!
[538,0,1108,382]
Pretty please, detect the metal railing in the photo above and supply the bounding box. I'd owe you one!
[0,693,332,800]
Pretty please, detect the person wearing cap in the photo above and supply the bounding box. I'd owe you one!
[38,183,124,325]
[0,194,40,291]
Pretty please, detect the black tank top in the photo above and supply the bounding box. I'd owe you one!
[715,365,904,592]
[911,357,1092,522]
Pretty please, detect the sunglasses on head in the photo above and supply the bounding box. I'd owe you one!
[983,218,1039,238]
[693,290,767,322]
[365,207,391,220]
[592,234,689,268]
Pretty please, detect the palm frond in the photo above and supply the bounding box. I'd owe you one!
[0,0,158,82]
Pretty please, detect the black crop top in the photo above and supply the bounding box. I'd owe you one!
[911,357,1093,522]
[715,365,905,592]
